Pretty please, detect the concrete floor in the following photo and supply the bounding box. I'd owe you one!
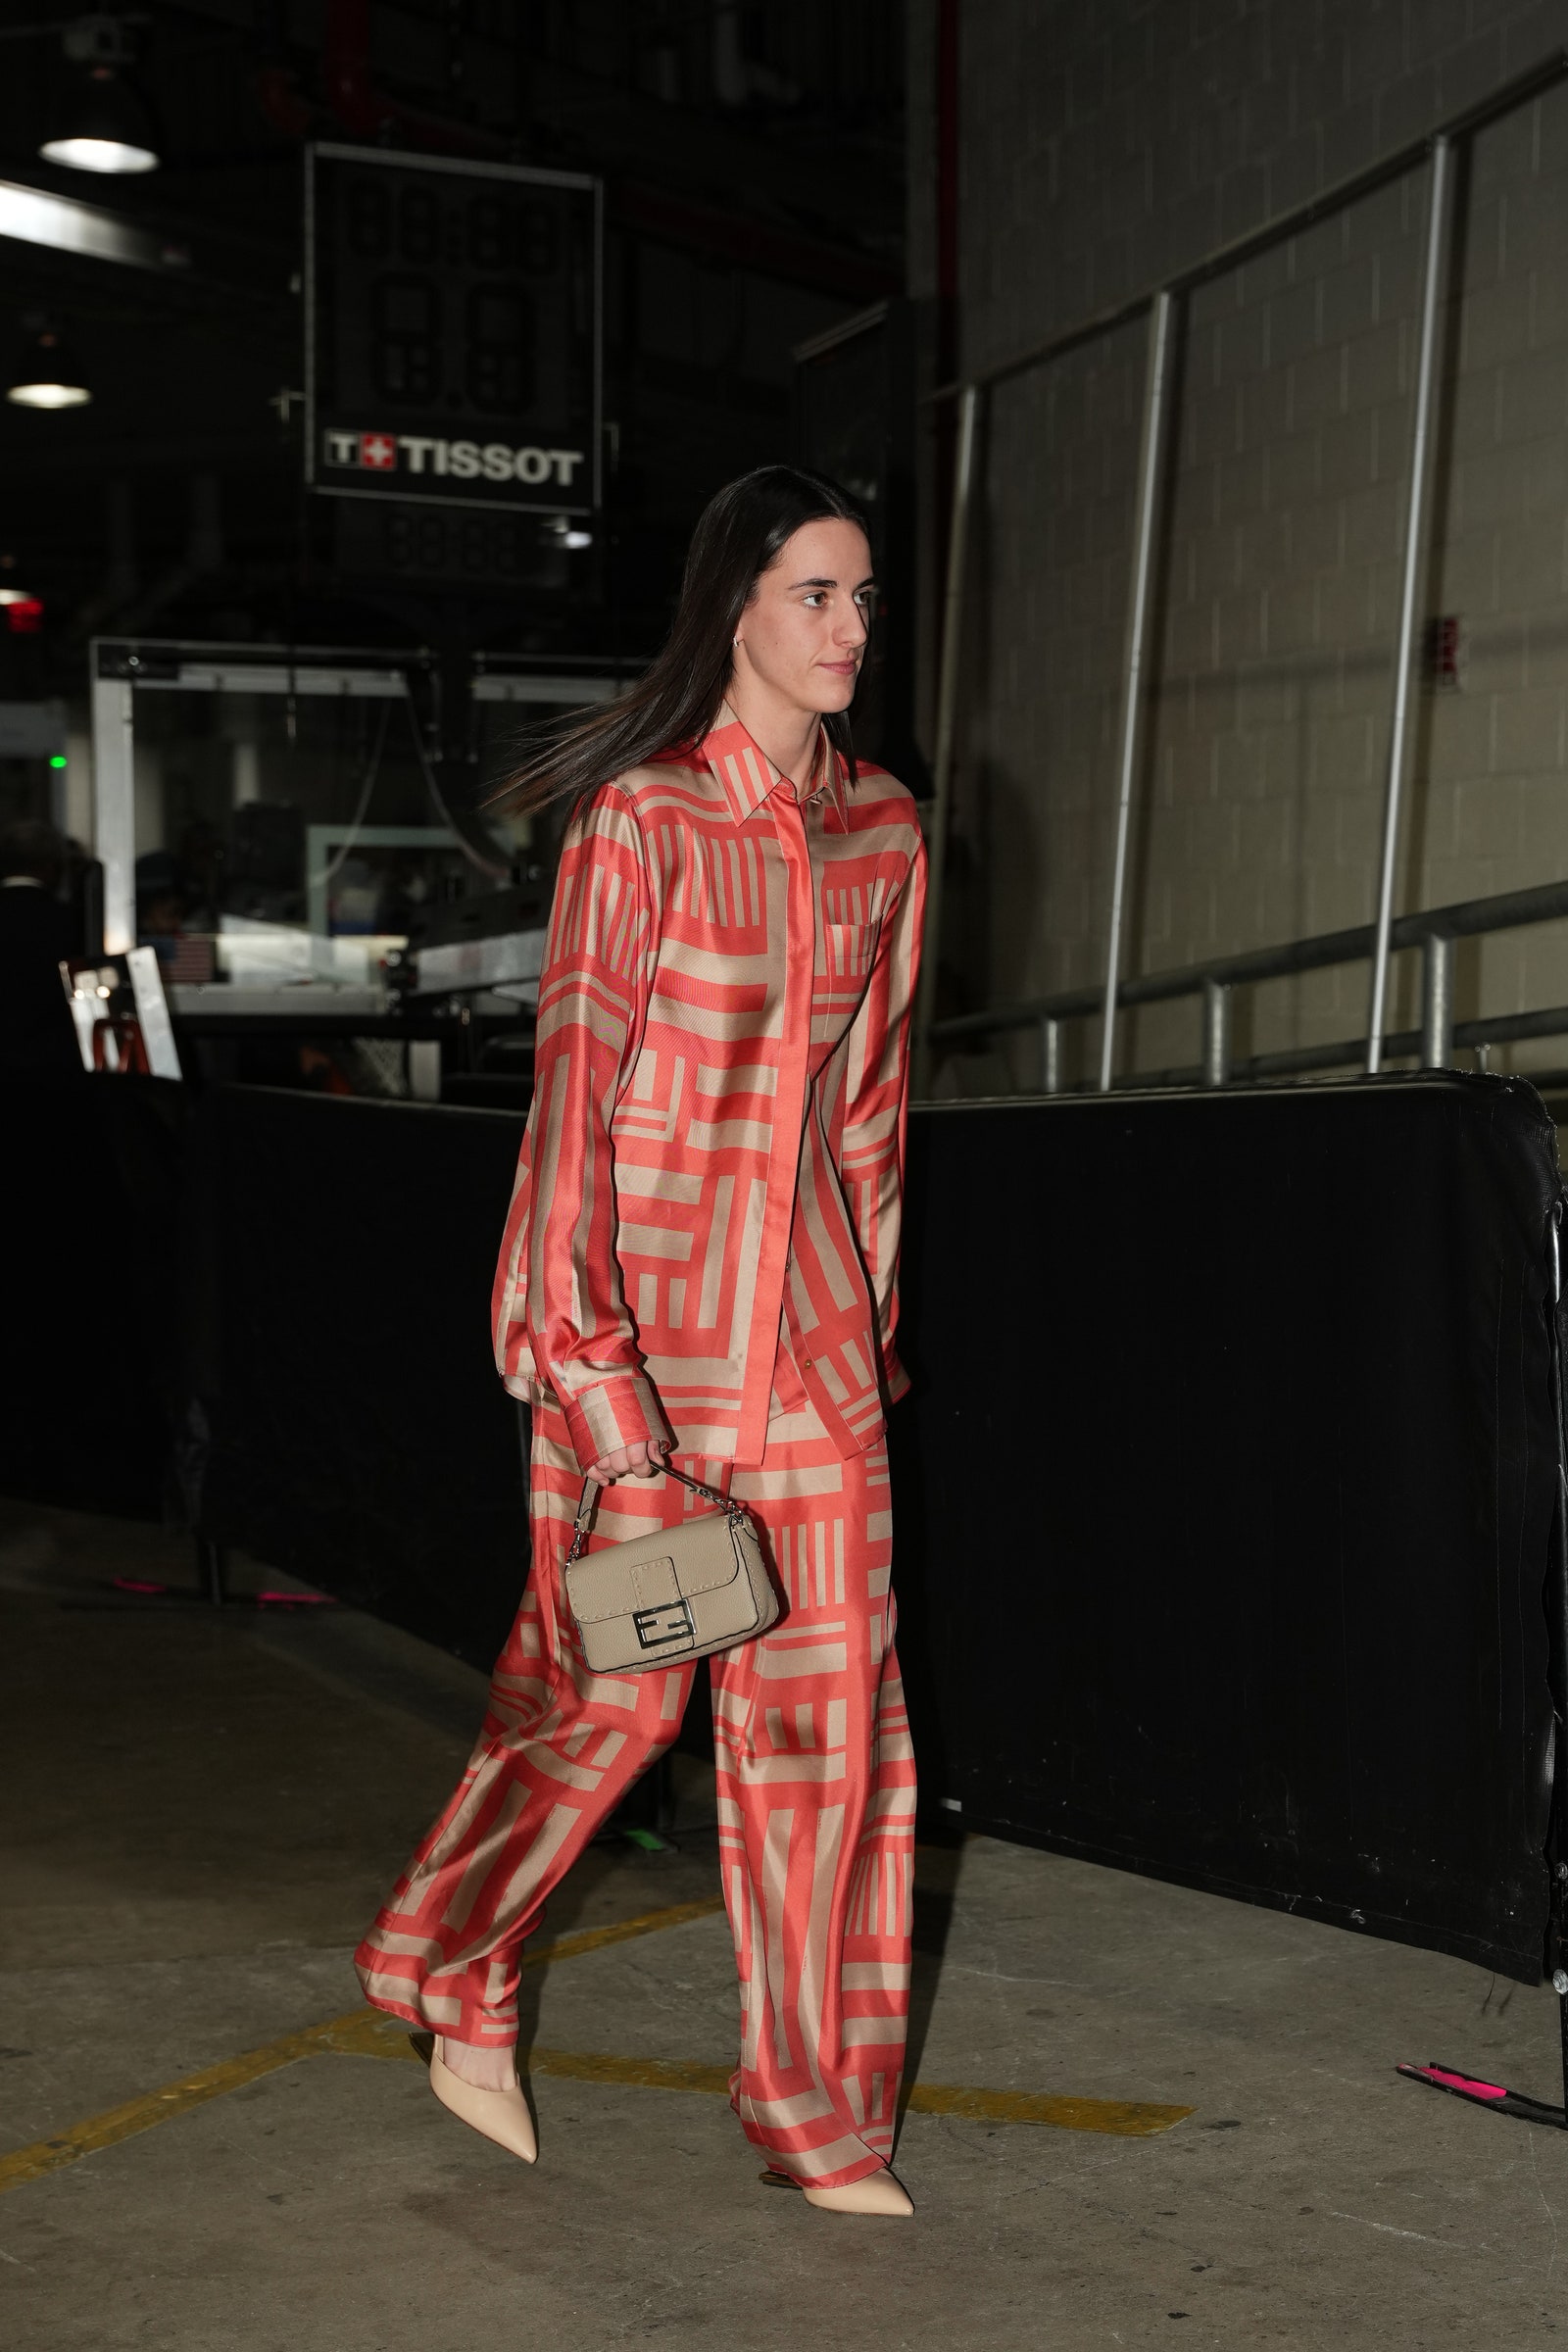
[4,1502,1568,2350]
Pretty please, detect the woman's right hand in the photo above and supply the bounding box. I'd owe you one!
[587,1438,669,1485]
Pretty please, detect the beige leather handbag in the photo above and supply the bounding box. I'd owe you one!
[562,1461,779,1674]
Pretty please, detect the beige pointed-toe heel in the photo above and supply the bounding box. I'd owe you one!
[804,2168,913,2216]
[427,2041,538,2164]
[762,2164,913,2215]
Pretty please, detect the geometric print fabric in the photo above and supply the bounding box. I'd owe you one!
[354,1387,917,2190]
[491,707,928,1473]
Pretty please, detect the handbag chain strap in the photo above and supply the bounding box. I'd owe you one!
[564,1457,744,1566]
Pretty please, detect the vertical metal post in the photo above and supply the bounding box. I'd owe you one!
[1040,1014,1060,1095]
[1420,932,1454,1067]
[91,666,137,956]
[1100,290,1174,1094]
[913,382,980,1098]
[1202,979,1231,1087]
[196,1536,229,1607]
[1367,136,1453,1075]
[1548,1201,1568,2120]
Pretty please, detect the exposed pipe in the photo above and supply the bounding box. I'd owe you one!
[1421,931,1455,1068]
[1099,289,1174,1094]
[1039,1015,1060,1095]
[1202,979,1231,1088]
[929,0,961,690]
[324,0,390,138]
[911,381,978,1099]
[935,0,959,372]
[1366,135,1453,1074]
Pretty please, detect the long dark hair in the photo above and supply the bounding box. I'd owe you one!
[494,465,870,817]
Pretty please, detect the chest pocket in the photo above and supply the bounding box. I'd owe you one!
[819,917,880,986]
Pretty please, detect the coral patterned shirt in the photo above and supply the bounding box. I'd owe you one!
[491,707,926,1470]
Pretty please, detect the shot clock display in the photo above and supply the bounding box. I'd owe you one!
[305,145,601,517]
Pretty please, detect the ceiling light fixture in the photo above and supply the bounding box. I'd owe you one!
[6,319,91,410]
[40,16,159,175]
[41,71,159,174]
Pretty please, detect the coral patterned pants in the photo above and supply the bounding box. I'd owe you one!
[354,1388,916,2189]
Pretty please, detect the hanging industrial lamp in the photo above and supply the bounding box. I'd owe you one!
[6,319,92,410]
[41,68,159,173]
[39,18,160,175]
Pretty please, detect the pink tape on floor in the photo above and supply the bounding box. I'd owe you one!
[1417,2066,1508,2100]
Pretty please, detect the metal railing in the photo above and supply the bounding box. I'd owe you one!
[929,878,1568,1095]
[913,48,1568,1100]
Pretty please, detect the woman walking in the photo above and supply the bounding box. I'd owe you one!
[355,466,925,2216]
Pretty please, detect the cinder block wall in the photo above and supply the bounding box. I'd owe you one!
[910,0,1568,1088]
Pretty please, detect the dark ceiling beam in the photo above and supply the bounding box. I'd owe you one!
[0,172,293,308]
[0,176,194,276]
[611,181,899,300]
[260,2,902,298]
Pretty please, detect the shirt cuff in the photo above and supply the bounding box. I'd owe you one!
[559,1373,670,1471]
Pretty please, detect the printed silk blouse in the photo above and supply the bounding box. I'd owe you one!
[491,707,927,1471]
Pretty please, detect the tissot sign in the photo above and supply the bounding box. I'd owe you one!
[322,431,587,488]
[305,146,601,517]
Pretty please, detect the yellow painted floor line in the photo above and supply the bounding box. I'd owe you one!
[490,2052,1193,2138]
[0,1887,1193,2195]
[0,2023,337,2192]
[0,1894,725,2197]
[904,2083,1192,2137]
[530,2049,735,2097]
[523,1895,726,1970]
[303,2028,1192,2134]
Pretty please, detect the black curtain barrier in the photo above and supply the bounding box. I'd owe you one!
[0,1075,183,1517]
[894,1073,1564,1984]
[193,1086,531,1670]
[193,1085,720,1745]
[5,1069,1561,1982]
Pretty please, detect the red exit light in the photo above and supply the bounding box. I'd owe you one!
[4,598,44,634]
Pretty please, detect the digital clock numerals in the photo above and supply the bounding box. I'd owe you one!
[343,179,562,274]
[371,276,440,401]
[385,509,561,580]
[466,288,534,410]
[339,178,575,416]
[312,155,598,512]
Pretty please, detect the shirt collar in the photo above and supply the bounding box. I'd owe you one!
[698,705,849,832]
